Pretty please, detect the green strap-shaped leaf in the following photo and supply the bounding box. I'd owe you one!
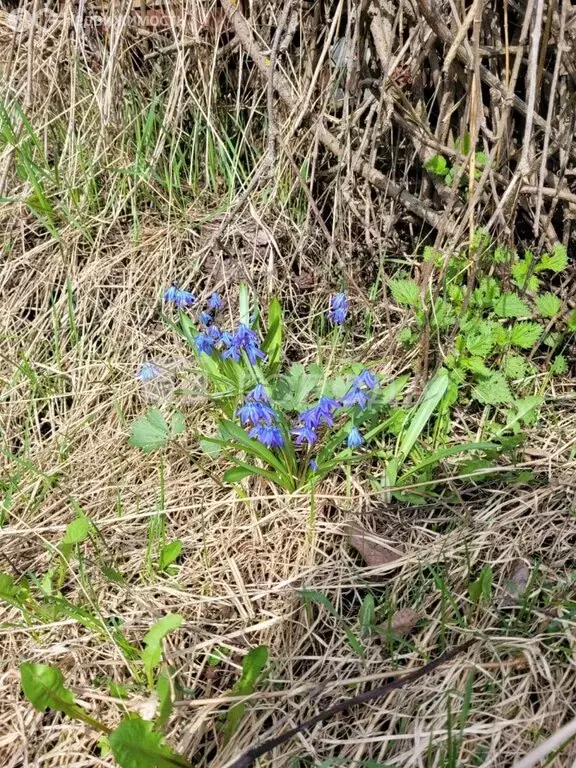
[396,369,449,463]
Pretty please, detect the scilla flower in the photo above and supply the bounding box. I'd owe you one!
[199,311,214,326]
[328,292,348,325]
[291,424,318,446]
[208,292,223,311]
[248,423,284,449]
[237,400,276,427]
[164,286,196,308]
[347,425,363,449]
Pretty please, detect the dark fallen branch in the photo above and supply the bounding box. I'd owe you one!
[225,639,475,768]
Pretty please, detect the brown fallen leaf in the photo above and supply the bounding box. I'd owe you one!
[345,525,403,567]
[377,608,422,638]
[501,559,531,607]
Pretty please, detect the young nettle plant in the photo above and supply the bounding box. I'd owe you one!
[391,241,574,426]
[130,284,497,497]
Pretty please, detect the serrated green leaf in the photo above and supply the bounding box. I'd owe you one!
[129,409,170,452]
[159,541,183,571]
[109,716,191,768]
[424,154,448,176]
[142,615,183,684]
[462,357,492,376]
[388,279,421,308]
[511,260,540,292]
[472,373,513,405]
[537,244,568,273]
[465,325,494,357]
[274,363,322,412]
[551,354,568,375]
[492,293,531,318]
[536,293,561,318]
[509,322,543,349]
[503,355,527,379]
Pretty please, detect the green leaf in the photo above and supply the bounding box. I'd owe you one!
[475,151,488,166]
[537,244,568,273]
[503,355,527,380]
[262,297,283,372]
[170,411,185,437]
[155,674,173,729]
[458,132,471,154]
[536,293,561,318]
[358,594,375,633]
[389,279,421,309]
[506,396,543,429]
[129,409,171,452]
[62,515,91,545]
[273,363,322,413]
[299,589,340,617]
[159,541,183,572]
[223,646,268,744]
[492,293,531,318]
[218,420,294,489]
[472,373,513,405]
[465,324,494,357]
[512,260,540,292]
[551,354,568,375]
[198,439,221,458]
[424,154,448,176]
[509,322,543,349]
[109,715,191,768]
[142,615,183,685]
[397,368,449,462]
[20,663,76,713]
[462,357,492,377]
[223,466,254,483]
[468,566,492,604]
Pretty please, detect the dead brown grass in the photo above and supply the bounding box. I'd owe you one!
[1,222,576,766]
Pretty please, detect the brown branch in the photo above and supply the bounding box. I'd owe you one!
[225,640,475,768]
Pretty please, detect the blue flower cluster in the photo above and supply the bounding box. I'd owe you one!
[221,324,266,365]
[287,368,378,453]
[238,385,284,449]
[164,286,196,309]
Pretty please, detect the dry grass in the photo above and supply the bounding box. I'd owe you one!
[2,0,576,766]
[1,224,576,767]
